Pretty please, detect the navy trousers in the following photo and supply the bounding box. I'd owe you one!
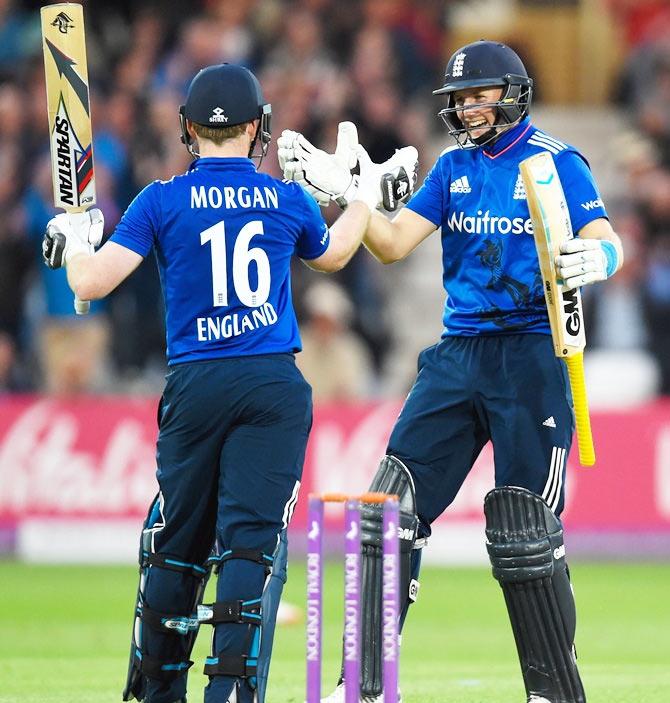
[387,334,574,535]
[142,354,312,703]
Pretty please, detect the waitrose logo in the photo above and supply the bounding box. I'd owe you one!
[447,210,533,235]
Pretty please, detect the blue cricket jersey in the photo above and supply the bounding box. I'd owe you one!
[110,157,330,364]
[406,118,608,335]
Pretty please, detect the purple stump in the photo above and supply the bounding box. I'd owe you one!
[343,499,361,703]
[382,498,400,703]
[306,496,324,703]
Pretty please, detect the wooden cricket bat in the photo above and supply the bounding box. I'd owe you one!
[520,151,595,467]
[41,3,96,315]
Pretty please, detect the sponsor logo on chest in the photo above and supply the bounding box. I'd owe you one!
[448,209,533,235]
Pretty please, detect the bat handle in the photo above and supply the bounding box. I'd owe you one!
[565,352,595,466]
[74,296,90,315]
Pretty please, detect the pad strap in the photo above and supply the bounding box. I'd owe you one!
[142,552,209,579]
[204,654,257,678]
[140,598,262,636]
[207,549,273,575]
[137,650,193,681]
[140,606,199,635]
[197,598,262,625]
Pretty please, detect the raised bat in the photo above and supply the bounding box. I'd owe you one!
[41,2,96,314]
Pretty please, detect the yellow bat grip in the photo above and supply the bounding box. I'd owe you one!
[565,352,595,466]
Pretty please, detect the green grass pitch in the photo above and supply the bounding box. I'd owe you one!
[1,561,668,702]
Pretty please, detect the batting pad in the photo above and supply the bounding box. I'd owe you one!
[484,486,586,703]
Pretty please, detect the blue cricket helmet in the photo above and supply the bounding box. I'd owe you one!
[179,63,272,160]
[433,40,533,147]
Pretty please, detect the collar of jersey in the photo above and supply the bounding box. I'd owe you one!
[482,117,532,159]
[188,157,255,172]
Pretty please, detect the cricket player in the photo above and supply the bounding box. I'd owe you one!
[41,64,417,703]
[279,41,623,703]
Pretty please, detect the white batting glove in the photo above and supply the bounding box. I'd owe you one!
[42,208,105,270]
[282,156,331,207]
[277,129,327,200]
[276,129,299,173]
[353,144,419,212]
[555,238,619,290]
[277,129,331,206]
[277,122,359,207]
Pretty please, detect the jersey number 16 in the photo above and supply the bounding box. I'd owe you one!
[200,219,271,308]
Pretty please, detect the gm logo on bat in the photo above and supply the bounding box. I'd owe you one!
[561,287,582,338]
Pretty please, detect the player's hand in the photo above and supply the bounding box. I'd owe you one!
[278,122,359,207]
[42,209,104,269]
[277,129,332,207]
[555,238,619,289]
[353,144,419,212]
[276,129,331,207]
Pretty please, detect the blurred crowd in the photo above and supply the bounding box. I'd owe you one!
[0,0,668,399]
[594,0,670,396]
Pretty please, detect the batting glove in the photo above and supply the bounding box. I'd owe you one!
[43,208,104,270]
[555,238,619,290]
[277,122,359,207]
[354,144,419,212]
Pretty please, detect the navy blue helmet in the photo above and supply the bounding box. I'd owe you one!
[179,63,272,161]
[433,40,533,147]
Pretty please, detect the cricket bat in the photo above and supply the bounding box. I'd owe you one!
[41,3,96,315]
[520,151,595,467]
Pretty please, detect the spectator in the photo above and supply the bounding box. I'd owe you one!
[205,0,260,65]
[152,17,227,95]
[23,154,112,395]
[584,211,649,352]
[296,280,375,401]
[0,140,33,344]
[0,0,39,75]
[607,0,670,49]
[13,0,667,401]
[0,330,31,393]
[609,129,670,395]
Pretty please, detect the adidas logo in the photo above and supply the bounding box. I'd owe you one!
[542,416,556,428]
[513,174,526,200]
[450,175,471,194]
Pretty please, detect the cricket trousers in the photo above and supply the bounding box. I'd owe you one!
[387,333,575,534]
[139,354,312,703]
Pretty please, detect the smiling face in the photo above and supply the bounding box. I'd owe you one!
[453,86,504,141]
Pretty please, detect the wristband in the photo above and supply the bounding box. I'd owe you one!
[600,240,618,278]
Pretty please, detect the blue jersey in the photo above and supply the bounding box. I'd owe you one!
[406,118,608,336]
[110,157,329,364]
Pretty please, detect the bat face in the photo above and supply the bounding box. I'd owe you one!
[520,150,595,466]
[520,152,586,357]
[41,4,95,211]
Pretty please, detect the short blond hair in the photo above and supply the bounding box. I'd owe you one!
[192,121,249,145]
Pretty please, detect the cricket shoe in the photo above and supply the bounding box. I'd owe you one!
[527,697,552,703]
[320,682,402,703]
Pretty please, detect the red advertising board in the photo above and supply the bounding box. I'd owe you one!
[1,396,669,534]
